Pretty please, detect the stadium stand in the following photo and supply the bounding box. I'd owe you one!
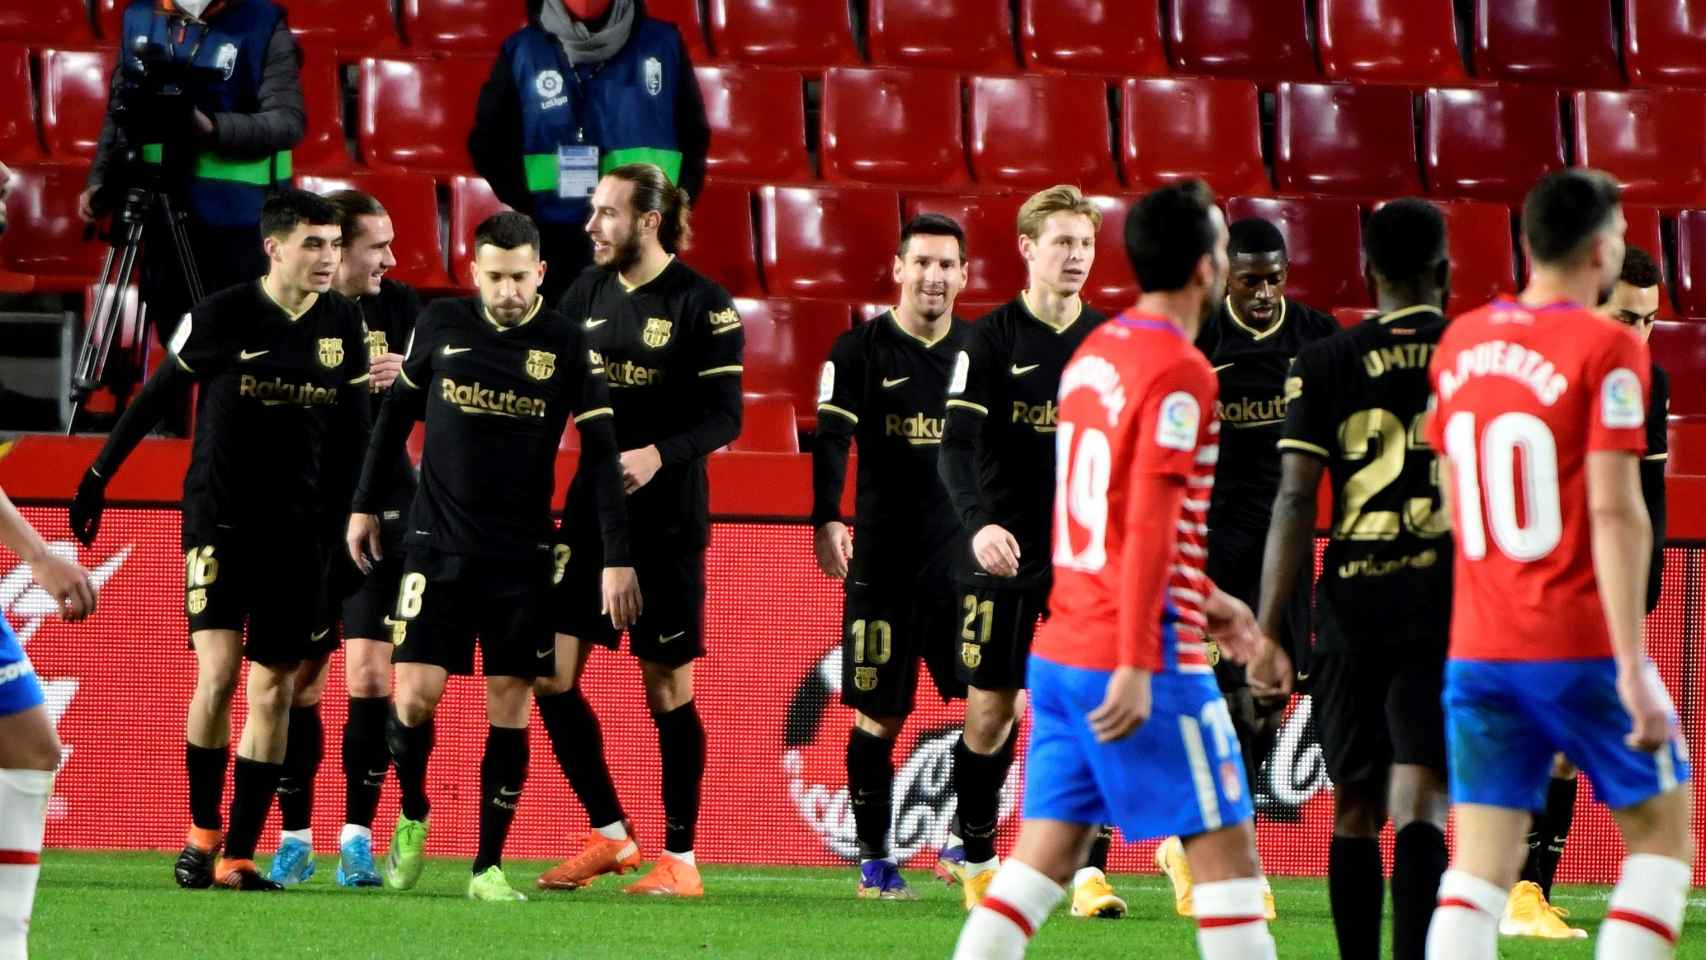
[647,0,712,60]
[0,46,43,164]
[821,67,967,188]
[401,0,528,53]
[706,0,860,68]
[294,51,353,172]
[760,186,902,302]
[1473,0,1622,88]
[445,174,511,288]
[736,296,851,427]
[1317,0,1468,84]
[1673,210,1706,318]
[727,394,802,453]
[685,181,764,298]
[1422,85,1566,205]
[284,0,402,52]
[967,75,1119,191]
[1086,194,1137,306]
[697,66,812,183]
[1651,321,1706,416]
[1121,77,1269,196]
[1276,81,1422,197]
[1,0,95,46]
[1624,0,1706,88]
[0,164,105,287]
[1018,0,1169,76]
[1573,88,1706,206]
[867,0,1016,72]
[1167,0,1317,81]
[358,56,488,174]
[40,48,117,161]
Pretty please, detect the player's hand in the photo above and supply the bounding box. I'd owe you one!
[814,521,852,579]
[1617,662,1674,753]
[29,548,97,622]
[68,468,108,547]
[1088,666,1152,742]
[369,352,405,391]
[1203,587,1261,665]
[601,565,642,630]
[972,524,1021,578]
[620,445,663,494]
[77,186,98,223]
[346,513,382,574]
[1246,635,1294,700]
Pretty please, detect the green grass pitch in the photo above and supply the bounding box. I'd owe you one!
[28,851,1706,957]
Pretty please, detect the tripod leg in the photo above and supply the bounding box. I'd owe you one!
[157,193,205,306]
[68,215,148,433]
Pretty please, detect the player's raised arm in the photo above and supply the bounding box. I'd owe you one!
[810,331,864,579]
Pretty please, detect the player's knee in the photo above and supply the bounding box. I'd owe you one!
[532,672,575,697]
[961,694,1015,752]
[6,723,61,772]
[854,712,903,740]
[246,677,293,718]
[347,664,390,699]
[640,661,692,713]
[1332,781,1387,837]
[195,666,240,708]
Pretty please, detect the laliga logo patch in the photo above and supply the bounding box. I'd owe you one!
[536,70,568,110]
[1600,367,1644,429]
[1155,391,1200,451]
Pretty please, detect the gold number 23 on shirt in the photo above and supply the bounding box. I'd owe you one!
[1337,408,1449,541]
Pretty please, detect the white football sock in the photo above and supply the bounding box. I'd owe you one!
[1194,877,1276,959]
[664,849,695,867]
[952,859,1064,960]
[1597,853,1690,959]
[1426,869,1504,960]
[280,828,311,847]
[0,769,53,960]
[594,821,628,842]
[339,823,371,846]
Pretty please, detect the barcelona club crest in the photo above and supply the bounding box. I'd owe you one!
[642,317,672,349]
[317,337,344,368]
[366,329,389,359]
[525,349,557,381]
[853,666,878,692]
[960,642,982,669]
[187,588,207,615]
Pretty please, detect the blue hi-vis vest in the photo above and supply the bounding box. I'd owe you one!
[122,0,289,228]
[507,21,684,225]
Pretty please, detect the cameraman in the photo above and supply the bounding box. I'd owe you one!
[79,0,305,349]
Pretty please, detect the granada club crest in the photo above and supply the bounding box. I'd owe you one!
[642,317,672,349]
[643,56,662,97]
[781,647,1019,862]
[317,337,344,368]
[525,349,557,381]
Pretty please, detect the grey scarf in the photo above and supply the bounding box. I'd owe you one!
[540,0,636,66]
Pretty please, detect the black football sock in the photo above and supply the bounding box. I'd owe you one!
[1535,776,1577,899]
[386,707,434,823]
[342,696,390,829]
[1328,835,1384,960]
[185,742,229,833]
[536,688,625,828]
[1390,823,1448,960]
[473,726,528,874]
[654,700,706,854]
[1085,825,1114,873]
[846,727,897,861]
[224,757,284,861]
[276,705,323,833]
[953,728,1016,865]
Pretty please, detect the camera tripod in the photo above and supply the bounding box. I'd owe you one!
[67,178,204,433]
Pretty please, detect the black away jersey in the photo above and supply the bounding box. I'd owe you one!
[353,277,422,517]
[1278,304,1452,650]
[1643,362,1669,612]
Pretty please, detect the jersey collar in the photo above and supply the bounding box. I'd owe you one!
[1019,289,1083,334]
[1224,296,1287,341]
[617,254,676,293]
[1114,309,1185,339]
[483,295,544,332]
[886,309,953,347]
[258,278,317,322]
[1378,304,1444,325]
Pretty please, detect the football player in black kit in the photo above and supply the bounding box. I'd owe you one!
[70,190,373,891]
[1248,199,1454,960]
[346,211,638,902]
[534,163,743,898]
[940,185,1127,919]
[1157,218,1335,918]
[267,190,422,889]
[811,213,970,901]
[1494,244,1674,940]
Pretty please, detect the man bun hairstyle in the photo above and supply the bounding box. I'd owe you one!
[1522,168,1621,267]
[474,210,542,255]
[606,162,693,253]
[1016,185,1102,240]
[1124,180,1220,293]
[259,188,338,241]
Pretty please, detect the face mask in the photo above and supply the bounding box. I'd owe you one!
[176,0,214,17]
[566,0,611,18]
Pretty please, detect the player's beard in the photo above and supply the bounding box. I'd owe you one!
[597,230,643,275]
[912,283,950,321]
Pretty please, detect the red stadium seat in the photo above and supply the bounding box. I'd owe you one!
[1623,205,1666,286]
[1650,321,1706,416]
[0,47,43,164]
[726,395,800,453]
[1,0,93,45]
[822,68,966,188]
[297,172,448,288]
[1019,0,1168,75]
[903,193,1025,303]
[953,300,1006,321]
[1625,0,1706,88]
[446,175,511,289]
[287,0,401,52]
[868,0,1016,71]
[1672,210,1706,318]
[1168,0,1317,81]
[1276,82,1421,197]
[697,66,810,182]
[1225,196,1365,307]
[1122,78,1267,196]
[1474,0,1621,87]
[295,51,352,172]
[1423,86,1564,205]
[760,186,901,301]
[1433,200,1516,308]
[707,0,858,68]
[358,56,486,174]
[738,297,852,427]
[968,75,1118,192]
[1086,194,1137,307]
[1318,0,1468,83]
[0,164,106,287]
[648,0,711,61]
[1334,306,1378,327]
[401,0,526,52]
[1573,88,1706,206]
[40,49,117,161]
[687,181,762,297]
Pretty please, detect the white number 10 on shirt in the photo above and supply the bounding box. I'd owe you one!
[1053,422,1113,572]
[1443,410,1564,562]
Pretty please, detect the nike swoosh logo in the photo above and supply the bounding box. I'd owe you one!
[1213,362,1235,373]
[365,769,388,779]
[1010,363,1040,376]
[584,318,609,329]
[311,629,330,641]
[443,346,472,355]
[659,631,686,643]
[498,786,523,797]
[238,349,269,360]
[536,647,553,658]
[881,376,910,388]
